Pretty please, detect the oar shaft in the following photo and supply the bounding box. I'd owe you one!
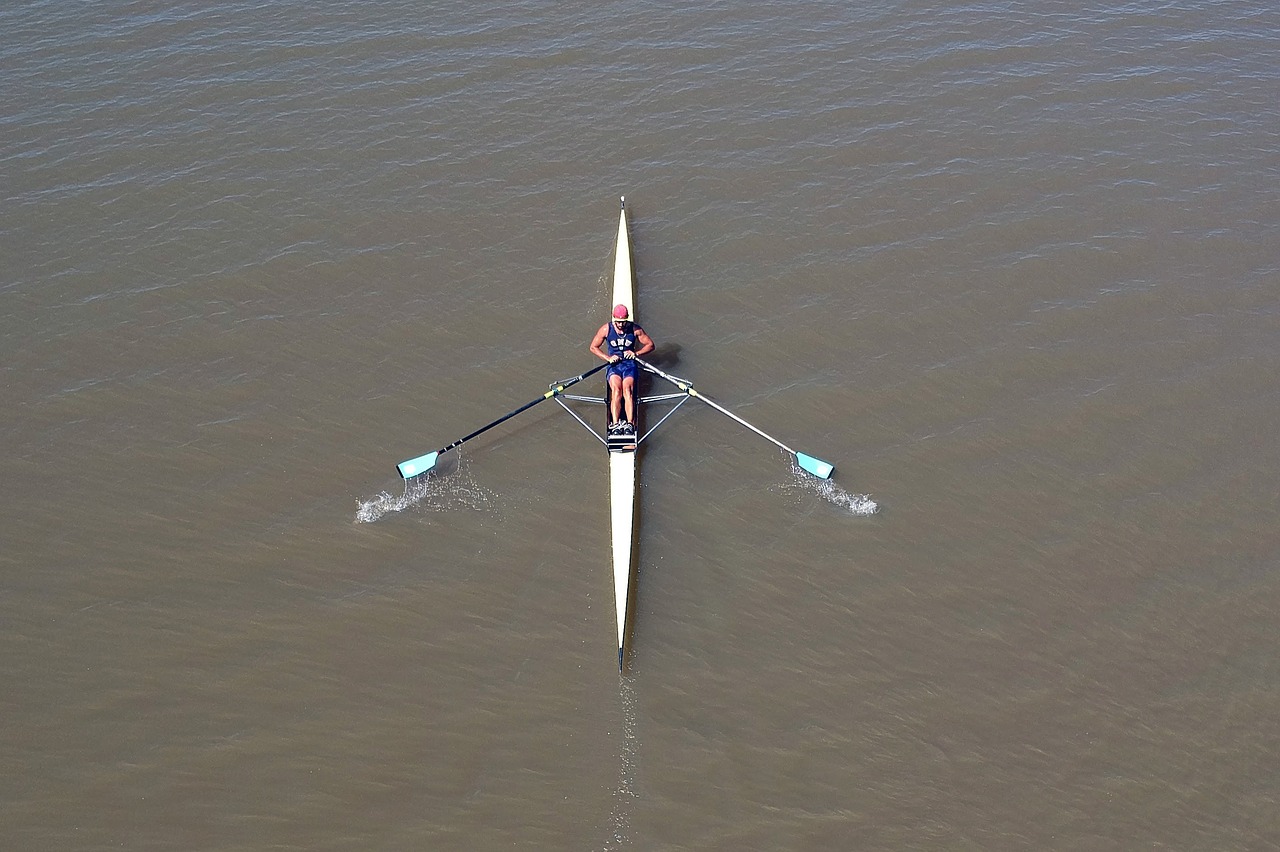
[399,363,609,478]
[635,358,796,455]
[438,362,609,454]
[635,357,834,478]
[438,393,547,455]
[690,391,797,456]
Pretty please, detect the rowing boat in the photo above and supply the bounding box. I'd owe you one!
[607,198,639,671]
[393,197,837,672]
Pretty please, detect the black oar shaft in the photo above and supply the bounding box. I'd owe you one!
[397,363,611,479]
[438,395,546,455]
[433,362,609,456]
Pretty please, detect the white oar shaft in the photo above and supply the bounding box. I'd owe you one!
[635,358,835,479]
[691,389,796,455]
[635,358,795,453]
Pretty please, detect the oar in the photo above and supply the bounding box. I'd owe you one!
[635,358,835,479]
[396,363,610,479]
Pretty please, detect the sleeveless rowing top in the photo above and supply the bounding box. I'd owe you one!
[606,321,642,358]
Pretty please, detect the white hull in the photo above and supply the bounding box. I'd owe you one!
[609,199,638,671]
[609,452,636,668]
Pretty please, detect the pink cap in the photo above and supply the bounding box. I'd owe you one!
[612,304,630,320]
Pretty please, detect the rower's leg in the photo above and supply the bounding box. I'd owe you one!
[608,373,624,424]
[621,376,636,423]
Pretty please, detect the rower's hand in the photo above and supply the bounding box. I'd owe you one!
[623,351,635,360]
[609,355,621,364]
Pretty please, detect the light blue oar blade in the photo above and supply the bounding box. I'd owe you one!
[397,451,439,479]
[795,452,834,479]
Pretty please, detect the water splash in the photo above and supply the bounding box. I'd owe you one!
[812,476,879,516]
[782,456,879,516]
[354,455,494,523]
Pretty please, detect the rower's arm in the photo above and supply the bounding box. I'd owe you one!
[589,324,613,362]
[634,328,655,358]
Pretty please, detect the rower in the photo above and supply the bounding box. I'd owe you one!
[589,304,655,434]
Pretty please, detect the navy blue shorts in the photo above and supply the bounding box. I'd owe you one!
[607,360,638,382]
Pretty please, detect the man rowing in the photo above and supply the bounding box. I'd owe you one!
[589,304,655,434]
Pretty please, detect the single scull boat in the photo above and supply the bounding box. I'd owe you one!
[606,198,639,671]
[394,197,837,672]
